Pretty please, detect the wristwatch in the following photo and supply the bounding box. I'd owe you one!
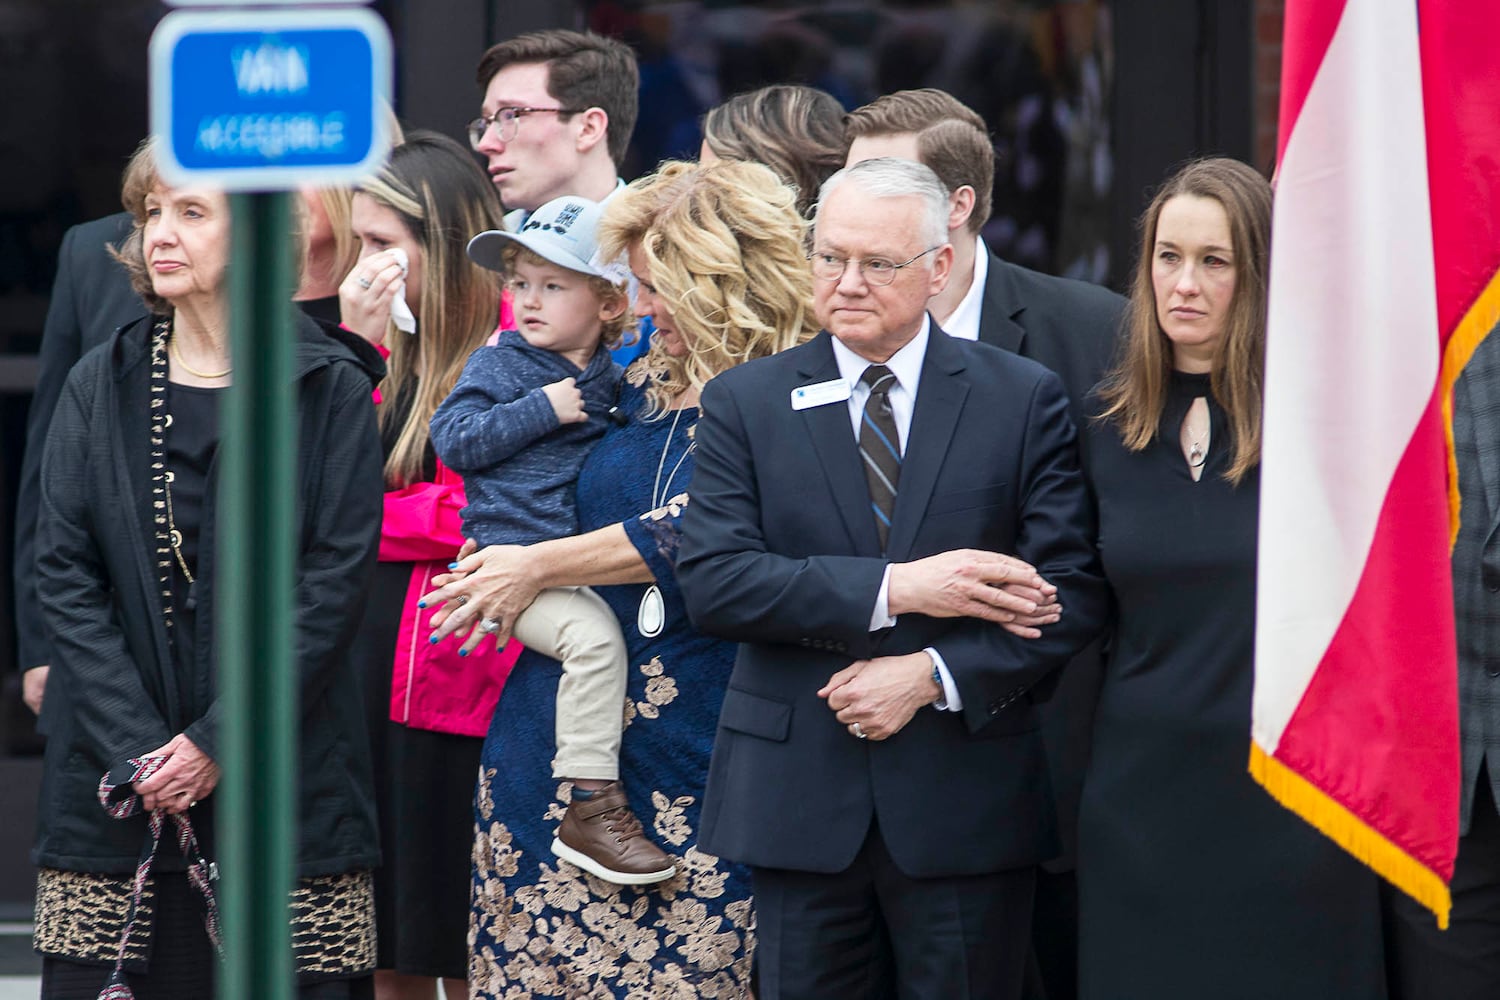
[931,662,946,708]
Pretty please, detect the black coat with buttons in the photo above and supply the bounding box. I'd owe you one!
[32,312,385,876]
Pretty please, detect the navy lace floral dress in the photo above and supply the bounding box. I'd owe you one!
[469,383,753,998]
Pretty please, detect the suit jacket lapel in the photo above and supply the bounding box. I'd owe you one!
[886,328,968,560]
[978,253,1027,355]
[797,333,883,556]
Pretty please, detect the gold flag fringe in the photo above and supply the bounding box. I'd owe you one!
[1249,743,1451,929]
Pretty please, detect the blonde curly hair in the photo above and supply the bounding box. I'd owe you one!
[598,159,818,417]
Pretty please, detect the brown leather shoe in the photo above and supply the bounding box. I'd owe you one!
[551,782,676,885]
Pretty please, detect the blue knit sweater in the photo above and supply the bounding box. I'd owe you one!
[430,330,623,546]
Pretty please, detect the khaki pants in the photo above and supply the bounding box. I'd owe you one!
[511,586,629,781]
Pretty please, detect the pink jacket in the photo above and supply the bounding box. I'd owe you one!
[380,454,519,737]
[483,287,516,347]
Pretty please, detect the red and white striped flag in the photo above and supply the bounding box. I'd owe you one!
[1251,0,1500,926]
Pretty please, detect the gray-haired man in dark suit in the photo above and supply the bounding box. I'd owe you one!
[680,157,1107,1000]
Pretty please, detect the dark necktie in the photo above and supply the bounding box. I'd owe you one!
[859,364,902,551]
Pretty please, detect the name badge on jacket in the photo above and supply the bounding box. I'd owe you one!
[791,378,851,411]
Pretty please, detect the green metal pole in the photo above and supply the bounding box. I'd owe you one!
[219,191,297,1000]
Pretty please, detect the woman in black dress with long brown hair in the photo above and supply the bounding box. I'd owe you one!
[1076,157,1387,997]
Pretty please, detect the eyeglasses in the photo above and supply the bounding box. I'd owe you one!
[807,246,940,286]
[467,106,581,150]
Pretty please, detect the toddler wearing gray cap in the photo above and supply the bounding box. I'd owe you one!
[430,196,675,885]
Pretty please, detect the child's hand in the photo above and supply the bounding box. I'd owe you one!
[543,378,588,424]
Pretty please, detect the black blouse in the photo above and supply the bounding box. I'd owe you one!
[164,382,222,692]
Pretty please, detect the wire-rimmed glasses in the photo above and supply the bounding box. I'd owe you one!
[806,246,941,286]
[467,106,582,150]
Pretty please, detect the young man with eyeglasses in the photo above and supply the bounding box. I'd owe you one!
[470,30,638,229]
[471,30,645,365]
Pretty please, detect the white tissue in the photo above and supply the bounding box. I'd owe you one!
[388,247,417,334]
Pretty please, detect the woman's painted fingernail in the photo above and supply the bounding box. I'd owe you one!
[458,648,469,657]
[417,600,427,609]
[428,635,439,645]
[448,562,460,569]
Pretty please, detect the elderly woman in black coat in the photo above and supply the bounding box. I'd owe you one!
[29,139,386,999]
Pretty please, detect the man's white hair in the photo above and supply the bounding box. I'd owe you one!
[813,157,950,250]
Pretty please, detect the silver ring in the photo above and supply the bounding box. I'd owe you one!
[480,617,501,634]
[357,276,372,289]
[852,722,868,740]
[455,595,469,606]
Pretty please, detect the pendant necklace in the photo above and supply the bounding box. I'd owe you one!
[1181,396,1211,481]
[637,406,694,638]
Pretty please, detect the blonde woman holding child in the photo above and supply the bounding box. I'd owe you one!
[424,159,818,997]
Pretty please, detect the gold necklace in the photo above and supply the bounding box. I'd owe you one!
[170,336,232,379]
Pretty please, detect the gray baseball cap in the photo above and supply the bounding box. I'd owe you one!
[467,196,607,277]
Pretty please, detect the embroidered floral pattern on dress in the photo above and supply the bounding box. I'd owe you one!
[469,393,749,998]
[623,656,681,730]
[637,493,689,565]
[470,766,754,998]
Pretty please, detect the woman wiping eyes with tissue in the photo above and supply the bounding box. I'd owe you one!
[342,240,417,339]
[335,131,515,1000]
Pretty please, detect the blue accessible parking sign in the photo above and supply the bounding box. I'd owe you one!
[150,8,392,190]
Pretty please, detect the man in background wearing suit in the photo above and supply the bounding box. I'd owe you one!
[845,89,1124,1000]
[14,212,142,721]
[1383,330,1500,997]
[843,89,1123,420]
[678,157,1106,1000]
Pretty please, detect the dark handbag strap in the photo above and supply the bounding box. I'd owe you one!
[94,754,222,999]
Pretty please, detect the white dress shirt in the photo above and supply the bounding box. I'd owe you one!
[932,235,989,341]
[828,318,963,711]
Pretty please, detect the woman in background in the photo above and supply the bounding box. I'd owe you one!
[1075,157,1386,997]
[294,186,360,325]
[699,83,846,219]
[337,130,514,1000]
